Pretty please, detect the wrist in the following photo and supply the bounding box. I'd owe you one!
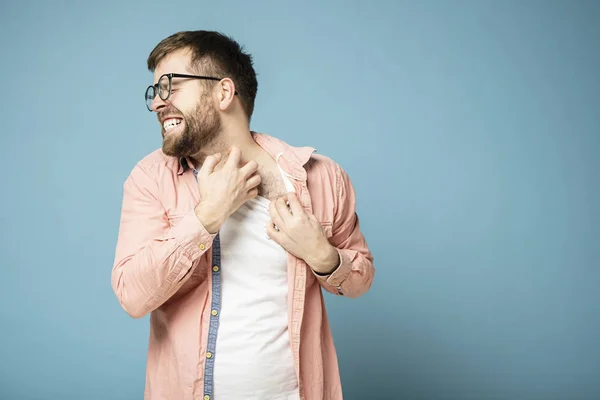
[307,243,340,275]
[194,202,225,234]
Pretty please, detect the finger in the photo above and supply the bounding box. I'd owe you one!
[266,221,280,240]
[225,146,241,168]
[199,153,222,176]
[247,188,259,199]
[213,152,228,172]
[275,196,292,217]
[240,159,259,177]
[269,200,285,228]
[285,192,304,215]
[245,173,262,190]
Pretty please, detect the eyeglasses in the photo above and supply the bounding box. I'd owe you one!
[145,73,235,111]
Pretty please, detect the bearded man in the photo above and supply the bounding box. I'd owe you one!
[111,30,375,400]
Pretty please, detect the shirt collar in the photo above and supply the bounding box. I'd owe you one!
[177,157,192,175]
[176,131,316,181]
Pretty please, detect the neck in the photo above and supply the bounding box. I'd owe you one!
[189,125,264,168]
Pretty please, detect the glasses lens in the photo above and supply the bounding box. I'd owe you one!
[158,75,171,101]
[145,86,155,111]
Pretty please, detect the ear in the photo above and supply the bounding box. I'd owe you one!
[217,78,237,111]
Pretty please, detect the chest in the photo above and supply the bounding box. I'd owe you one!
[219,197,289,277]
[163,165,334,234]
[257,167,289,200]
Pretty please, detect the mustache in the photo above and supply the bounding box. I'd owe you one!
[157,107,185,123]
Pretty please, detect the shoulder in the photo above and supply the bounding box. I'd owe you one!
[305,151,344,183]
[304,151,348,208]
[125,148,181,184]
[134,148,180,173]
[307,151,337,168]
[137,148,180,172]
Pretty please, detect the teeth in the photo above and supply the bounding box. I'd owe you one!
[163,119,182,131]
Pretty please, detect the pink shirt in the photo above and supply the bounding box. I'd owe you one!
[111,132,375,399]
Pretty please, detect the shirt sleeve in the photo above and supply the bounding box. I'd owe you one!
[111,163,215,318]
[313,163,375,297]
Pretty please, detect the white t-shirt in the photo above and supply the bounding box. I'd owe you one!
[212,164,299,400]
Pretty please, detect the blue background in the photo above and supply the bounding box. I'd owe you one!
[1,1,599,399]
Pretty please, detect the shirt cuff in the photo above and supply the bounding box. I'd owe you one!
[167,210,216,261]
[314,248,357,288]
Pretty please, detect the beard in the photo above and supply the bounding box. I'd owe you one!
[160,93,221,158]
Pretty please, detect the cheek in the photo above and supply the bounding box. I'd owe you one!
[171,89,200,111]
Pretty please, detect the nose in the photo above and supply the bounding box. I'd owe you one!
[151,95,167,112]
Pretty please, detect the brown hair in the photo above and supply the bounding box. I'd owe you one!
[147,30,258,120]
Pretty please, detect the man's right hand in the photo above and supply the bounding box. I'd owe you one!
[194,146,261,233]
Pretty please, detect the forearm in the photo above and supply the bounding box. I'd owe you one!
[306,242,340,275]
[194,202,227,234]
[112,210,215,318]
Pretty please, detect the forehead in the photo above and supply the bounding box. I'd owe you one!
[153,48,194,81]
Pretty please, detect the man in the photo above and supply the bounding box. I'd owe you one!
[111,30,375,400]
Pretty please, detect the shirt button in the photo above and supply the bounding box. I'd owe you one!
[198,243,205,250]
[204,396,210,400]
[213,265,219,272]
[206,352,213,359]
[211,310,218,316]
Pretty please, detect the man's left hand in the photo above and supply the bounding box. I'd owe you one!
[267,193,339,275]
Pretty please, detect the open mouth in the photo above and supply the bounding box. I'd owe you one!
[163,118,183,132]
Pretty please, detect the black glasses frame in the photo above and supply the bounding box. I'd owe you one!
[145,73,237,111]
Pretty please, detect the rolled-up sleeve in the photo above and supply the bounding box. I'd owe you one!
[314,163,375,298]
